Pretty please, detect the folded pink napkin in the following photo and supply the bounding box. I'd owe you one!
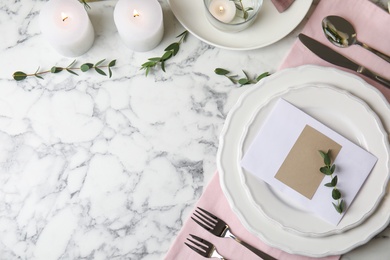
[165,173,339,260]
[166,0,389,259]
[271,0,295,12]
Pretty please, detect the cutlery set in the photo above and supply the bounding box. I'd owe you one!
[185,207,277,259]
[300,16,390,89]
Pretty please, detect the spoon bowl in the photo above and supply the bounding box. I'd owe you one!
[322,15,390,63]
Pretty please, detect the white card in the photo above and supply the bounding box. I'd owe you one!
[240,99,378,225]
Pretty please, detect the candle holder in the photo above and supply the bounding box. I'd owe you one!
[204,0,263,32]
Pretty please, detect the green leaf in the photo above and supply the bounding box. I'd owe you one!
[66,69,79,76]
[161,51,172,61]
[108,67,112,78]
[95,59,105,67]
[332,188,341,200]
[142,61,156,68]
[324,182,334,187]
[51,66,63,73]
[80,63,93,72]
[331,176,338,186]
[242,70,250,79]
[35,74,44,80]
[330,164,336,174]
[256,72,270,82]
[238,78,249,85]
[148,57,161,62]
[13,71,27,81]
[176,30,187,38]
[161,61,166,72]
[324,150,331,166]
[332,202,342,213]
[214,68,230,75]
[227,76,237,84]
[320,166,332,175]
[165,42,179,52]
[108,59,116,67]
[145,66,150,76]
[318,150,327,159]
[95,67,107,76]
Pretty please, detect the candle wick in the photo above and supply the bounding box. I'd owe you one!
[133,10,140,17]
[219,6,225,13]
[62,16,69,22]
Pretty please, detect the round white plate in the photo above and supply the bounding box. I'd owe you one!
[240,84,389,237]
[167,0,313,50]
[217,65,390,257]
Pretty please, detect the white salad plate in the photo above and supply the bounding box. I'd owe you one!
[167,0,313,50]
[240,84,389,237]
[217,65,390,257]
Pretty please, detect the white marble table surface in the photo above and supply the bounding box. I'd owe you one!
[0,0,389,259]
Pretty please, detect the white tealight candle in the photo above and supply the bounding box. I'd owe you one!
[114,0,164,52]
[208,0,236,23]
[39,0,95,57]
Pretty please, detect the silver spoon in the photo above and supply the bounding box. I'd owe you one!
[322,15,390,63]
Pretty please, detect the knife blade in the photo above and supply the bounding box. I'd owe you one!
[298,33,390,89]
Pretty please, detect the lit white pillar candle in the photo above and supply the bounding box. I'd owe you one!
[114,0,164,52]
[39,0,95,57]
[208,0,236,23]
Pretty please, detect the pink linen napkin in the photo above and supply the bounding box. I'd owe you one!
[280,0,390,102]
[166,0,389,259]
[271,0,295,13]
[165,173,339,260]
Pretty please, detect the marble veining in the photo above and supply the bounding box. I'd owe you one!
[0,0,389,259]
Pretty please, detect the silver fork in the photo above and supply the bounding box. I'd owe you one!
[185,234,228,259]
[192,207,277,260]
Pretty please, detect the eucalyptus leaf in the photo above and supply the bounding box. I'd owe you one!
[51,66,63,73]
[108,59,116,67]
[332,188,341,200]
[95,67,106,76]
[324,182,334,187]
[80,63,93,72]
[332,202,342,213]
[66,69,79,76]
[238,78,249,85]
[13,71,27,81]
[95,59,105,67]
[214,68,230,75]
[161,51,172,61]
[331,175,338,186]
[256,72,270,82]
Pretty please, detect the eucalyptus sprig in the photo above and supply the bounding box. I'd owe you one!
[232,0,254,20]
[13,59,116,81]
[214,68,270,86]
[141,30,188,76]
[319,150,344,214]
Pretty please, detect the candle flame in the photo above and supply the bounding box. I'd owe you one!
[219,6,224,13]
[61,12,69,22]
[133,9,140,17]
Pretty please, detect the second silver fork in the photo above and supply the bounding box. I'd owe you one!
[192,207,277,260]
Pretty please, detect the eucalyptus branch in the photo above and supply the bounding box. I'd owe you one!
[141,30,188,76]
[214,68,270,86]
[319,150,344,214]
[232,0,254,20]
[13,59,116,81]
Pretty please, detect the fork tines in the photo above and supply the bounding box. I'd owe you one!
[184,234,213,257]
[191,207,217,231]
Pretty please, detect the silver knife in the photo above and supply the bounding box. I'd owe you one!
[298,33,390,89]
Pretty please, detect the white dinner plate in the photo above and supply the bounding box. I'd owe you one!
[240,84,389,237]
[167,0,313,50]
[217,65,390,257]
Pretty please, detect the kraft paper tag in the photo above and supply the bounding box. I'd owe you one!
[274,125,342,199]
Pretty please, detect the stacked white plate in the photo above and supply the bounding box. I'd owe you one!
[217,65,390,257]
